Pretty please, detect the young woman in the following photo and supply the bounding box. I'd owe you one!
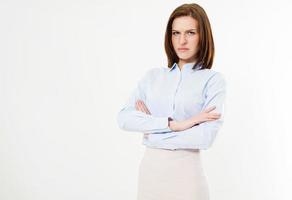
[117,3,226,200]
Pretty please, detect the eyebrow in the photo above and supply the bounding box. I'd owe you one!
[172,29,197,32]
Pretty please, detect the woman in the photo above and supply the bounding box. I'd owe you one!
[117,3,226,200]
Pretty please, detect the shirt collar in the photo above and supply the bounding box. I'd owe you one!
[168,62,202,72]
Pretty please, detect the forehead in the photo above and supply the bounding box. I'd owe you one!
[172,16,198,30]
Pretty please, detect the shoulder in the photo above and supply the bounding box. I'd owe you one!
[147,66,168,74]
[196,69,227,97]
[145,67,163,75]
[198,69,227,91]
[200,69,226,82]
[138,67,165,85]
[142,66,167,79]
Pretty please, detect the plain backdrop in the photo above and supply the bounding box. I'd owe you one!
[0,0,291,199]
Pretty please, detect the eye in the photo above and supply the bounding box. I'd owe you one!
[188,31,196,35]
[172,31,179,35]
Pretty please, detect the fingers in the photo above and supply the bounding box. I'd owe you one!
[135,100,143,111]
[204,105,216,113]
[135,101,141,111]
[209,112,221,117]
[135,100,151,114]
[137,101,148,113]
[207,113,221,120]
[203,106,221,121]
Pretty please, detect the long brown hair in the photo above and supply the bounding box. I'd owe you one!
[164,3,215,69]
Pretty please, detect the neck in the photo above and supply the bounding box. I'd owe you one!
[178,60,197,70]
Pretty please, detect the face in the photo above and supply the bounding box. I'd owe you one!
[171,16,199,66]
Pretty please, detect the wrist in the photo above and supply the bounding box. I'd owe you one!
[168,117,175,130]
[168,117,173,125]
[190,116,200,125]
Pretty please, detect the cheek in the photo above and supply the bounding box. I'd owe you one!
[190,37,199,49]
[171,37,177,47]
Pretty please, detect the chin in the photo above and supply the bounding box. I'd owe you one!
[177,53,194,59]
[178,56,194,61]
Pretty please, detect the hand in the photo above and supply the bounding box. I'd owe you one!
[169,106,221,131]
[135,99,151,115]
[190,105,221,124]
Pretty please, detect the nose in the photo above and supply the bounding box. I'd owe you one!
[179,34,187,44]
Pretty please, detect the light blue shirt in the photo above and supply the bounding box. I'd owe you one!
[117,62,226,150]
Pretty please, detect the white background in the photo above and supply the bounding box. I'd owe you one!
[0,0,291,199]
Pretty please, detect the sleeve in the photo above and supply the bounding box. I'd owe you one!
[116,68,172,134]
[173,72,227,149]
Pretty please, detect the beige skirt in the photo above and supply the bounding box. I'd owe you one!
[137,147,209,200]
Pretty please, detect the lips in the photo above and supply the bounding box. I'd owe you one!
[178,48,189,51]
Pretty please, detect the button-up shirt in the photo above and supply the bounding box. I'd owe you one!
[116,62,226,150]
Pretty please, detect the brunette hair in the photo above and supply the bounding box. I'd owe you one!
[164,3,215,69]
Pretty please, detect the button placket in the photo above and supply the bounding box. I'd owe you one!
[172,69,182,112]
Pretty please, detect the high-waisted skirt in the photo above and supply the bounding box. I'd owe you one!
[137,147,209,200]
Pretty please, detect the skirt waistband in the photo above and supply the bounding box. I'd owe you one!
[144,147,201,160]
